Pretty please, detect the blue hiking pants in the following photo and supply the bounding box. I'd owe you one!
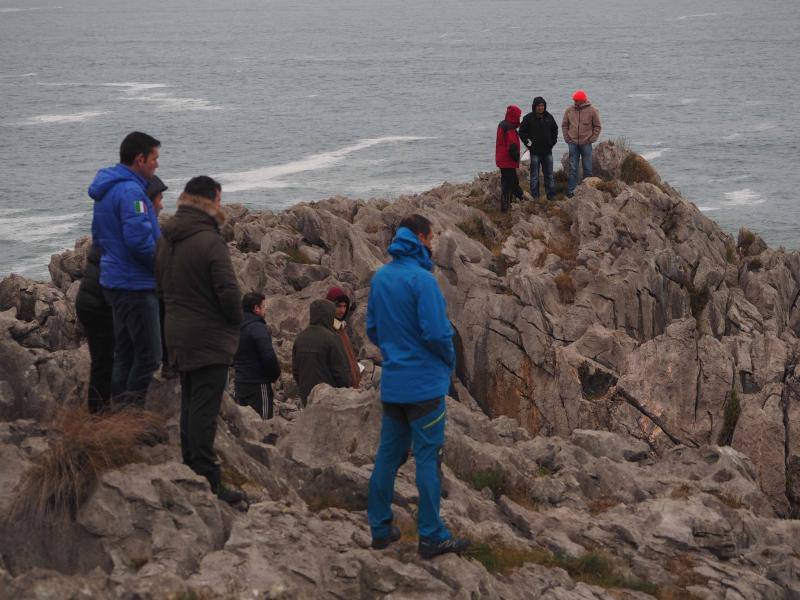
[368,397,451,543]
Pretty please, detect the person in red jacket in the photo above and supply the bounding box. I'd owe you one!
[495,105,523,213]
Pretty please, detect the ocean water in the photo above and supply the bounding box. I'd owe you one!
[1,0,799,279]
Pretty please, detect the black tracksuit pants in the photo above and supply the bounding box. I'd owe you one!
[76,303,114,413]
[500,167,522,212]
[179,364,228,490]
[235,382,274,420]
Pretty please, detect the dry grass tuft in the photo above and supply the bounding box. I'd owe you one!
[9,405,166,523]
[619,153,659,185]
[554,272,576,304]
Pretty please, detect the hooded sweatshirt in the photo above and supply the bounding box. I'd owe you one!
[155,193,242,371]
[366,227,455,404]
[89,164,160,290]
[495,105,522,169]
[562,100,602,146]
[518,97,559,157]
[292,299,352,403]
[325,286,361,388]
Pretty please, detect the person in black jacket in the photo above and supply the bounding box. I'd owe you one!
[234,292,281,419]
[75,243,114,413]
[292,299,351,406]
[518,96,559,201]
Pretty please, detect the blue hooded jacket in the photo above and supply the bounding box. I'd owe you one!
[89,164,160,290]
[367,227,455,404]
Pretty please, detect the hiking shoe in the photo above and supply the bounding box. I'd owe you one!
[216,484,246,505]
[566,191,574,198]
[418,537,471,559]
[371,525,402,550]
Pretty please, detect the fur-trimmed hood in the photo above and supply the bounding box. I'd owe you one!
[161,193,226,244]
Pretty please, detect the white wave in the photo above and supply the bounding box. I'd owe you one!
[627,93,659,100]
[0,212,86,243]
[0,6,62,13]
[673,12,719,20]
[723,189,764,206]
[216,136,434,193]
[103,81,221,111]
[642,148,670,161]
[750,122,776,132]
[723,133,742,141]
[697,205,720,212]
[680,98,697,105]
[22,110,109,125]
[0,72,37,79]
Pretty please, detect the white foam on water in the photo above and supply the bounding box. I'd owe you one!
[642,148,670,161]
[0,6,62,13]
[680,98,697,105]
[103,81,222,111]
[723,189,764,206]
[672,12,719,21]
[723,133,742,141]
[0,212,86,243]
[216,136,434,193]
[697,206,720,212]
[750,122,776,132]
[21,110,109,125]
[0,72,38,79]
[627,93,659,100]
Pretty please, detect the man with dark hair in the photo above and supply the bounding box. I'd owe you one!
[291,299,351,406]
[234,292,281,419]
[519,97,559,201]
[495,105,523,212]
[366,213,470,559]
[156,175,244,505]
[89,131,162,406]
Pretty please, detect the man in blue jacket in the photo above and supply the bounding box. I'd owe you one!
[89,132,162,406]
[366,214,470,559]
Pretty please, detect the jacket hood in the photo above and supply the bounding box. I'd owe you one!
[309,299,336,330]
[388,227,433,271]
[532,96,547,111]
[504,105,522,127]
[161,193,226,243]
[88,164,146,202]
[574,100,593,109]
[325,286,351,315]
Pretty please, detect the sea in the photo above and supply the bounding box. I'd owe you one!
[1,0,799,280]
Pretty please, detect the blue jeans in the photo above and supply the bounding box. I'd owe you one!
[568,143,593,193]
[103,289,161,404]
[368,397,451,543]
[530,153,555,198]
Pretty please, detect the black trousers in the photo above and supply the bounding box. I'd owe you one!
[76,303,114,413]
[500,167,522,212]
[235,382,274,420]
[180,364,228,490]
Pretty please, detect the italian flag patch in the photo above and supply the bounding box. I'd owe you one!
[134,200,147,214]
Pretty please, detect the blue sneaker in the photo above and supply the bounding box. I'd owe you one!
[418,537,471,559]
[371,525,402,550]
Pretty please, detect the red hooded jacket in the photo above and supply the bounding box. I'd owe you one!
[495,105,522,169]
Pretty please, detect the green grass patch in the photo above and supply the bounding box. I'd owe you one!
[469,544,659,594]
[717,390,741,446]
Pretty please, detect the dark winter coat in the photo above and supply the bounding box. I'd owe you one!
[519,98,559,157]
[156,193,242,372]
[234,312,281,385]
[325,286,361,388]
[75,243,109,313]
[292,299,352,403]
[495,105,522,169]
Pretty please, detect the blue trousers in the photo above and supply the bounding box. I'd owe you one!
[103,289,161,404]
[368,397,451,543]
[568,143,593,193]
[530,153,555,198]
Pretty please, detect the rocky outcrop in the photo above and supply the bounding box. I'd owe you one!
[3,142,800,597]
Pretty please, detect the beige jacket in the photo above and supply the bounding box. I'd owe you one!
[562,102,602,145]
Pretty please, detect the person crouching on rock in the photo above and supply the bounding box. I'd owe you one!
[326,286,361,389]
[495,104,523,212]
[233,292,281,419]
[519,96,559,201]
[291,299,352,406]
[366,214,470,559]
[156,176,245,505]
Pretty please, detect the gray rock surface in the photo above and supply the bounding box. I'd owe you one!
[2,143,800,597]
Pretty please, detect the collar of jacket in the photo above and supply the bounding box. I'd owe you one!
[177,192,227,227]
